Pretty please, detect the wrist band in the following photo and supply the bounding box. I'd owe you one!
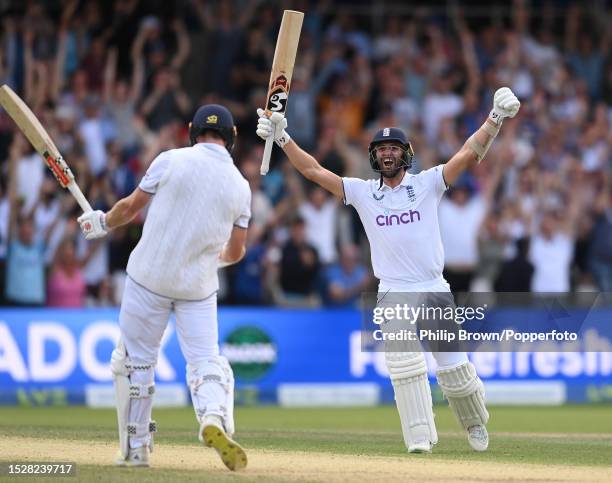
[275,130,291,148]
[487,108,504,126]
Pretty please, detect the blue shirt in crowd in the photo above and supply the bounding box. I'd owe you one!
[6,239,45,304]
[325,263,368,308]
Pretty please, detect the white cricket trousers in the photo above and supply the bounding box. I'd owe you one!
[118,277,219,448]
[378,276,468,369]
[120,276,219,364]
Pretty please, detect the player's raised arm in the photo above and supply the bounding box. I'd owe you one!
[256,109,344,199]
[443,87,520,186]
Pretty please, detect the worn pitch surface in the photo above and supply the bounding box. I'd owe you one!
[0,406,610,482]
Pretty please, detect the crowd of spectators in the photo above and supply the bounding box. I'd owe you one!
[0,0,610,308]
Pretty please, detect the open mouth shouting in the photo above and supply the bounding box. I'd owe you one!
[378,151,402,178]
[382,157,396,170]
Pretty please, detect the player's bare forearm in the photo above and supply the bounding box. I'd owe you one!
[219,225,247,266]
[105,197,138,229]
[282,140,319,178]
[220,244,246,265]
[443,119,498,186]
[444,87,520,186]
[105,188,152,230]
[282,140,344,199]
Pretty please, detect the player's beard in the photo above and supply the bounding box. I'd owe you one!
[379,155,403,179]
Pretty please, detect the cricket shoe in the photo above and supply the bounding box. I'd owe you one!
[467,424,489,451]
[115,446,150,467]
[200,415,248,471]
[408,440,433,454]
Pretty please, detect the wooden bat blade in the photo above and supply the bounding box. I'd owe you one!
[264,10,303,116]
[0,85,61,159]
[261,10,303,175]
[0,84,92,213]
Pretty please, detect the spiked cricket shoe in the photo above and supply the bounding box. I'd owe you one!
[200,415,248,471]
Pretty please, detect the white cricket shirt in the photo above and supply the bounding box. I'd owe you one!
[127,143,251,300]
[343,166,447,291]
[529,233,573,292]
[299,199,338,264]
[439,195,486,266]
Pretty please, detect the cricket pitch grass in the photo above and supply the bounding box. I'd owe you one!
[0,405,610,482]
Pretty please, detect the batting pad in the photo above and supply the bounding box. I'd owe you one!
[187,355,235,437]
[385,351,438,448]
[436,361,489,429]
[111,340,156,458]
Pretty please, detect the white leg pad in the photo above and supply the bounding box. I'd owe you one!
[187,355,235,437]
[127,421,157,452]
[436,361,489,429]
[385,351,438,449]
[129,383,155,398]
[111,340,156,458]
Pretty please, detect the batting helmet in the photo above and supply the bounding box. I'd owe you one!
[368,127,414,172]
[189,104,237,152]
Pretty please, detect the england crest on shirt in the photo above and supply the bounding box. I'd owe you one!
[406,185,416,202]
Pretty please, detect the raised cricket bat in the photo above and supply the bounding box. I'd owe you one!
[260,10,303,175]
[0,84,92,213]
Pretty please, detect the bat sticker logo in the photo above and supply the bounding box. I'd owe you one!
[266,88,288,113]
[43,151,73,187]
[272,75,288,90]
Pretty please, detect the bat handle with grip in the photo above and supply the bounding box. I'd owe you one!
[260,135,274,175]
[68,183,93,213]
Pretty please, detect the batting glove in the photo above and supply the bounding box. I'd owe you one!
[77,210,108,240]
[256,108,291,147]
[488,87,520,125]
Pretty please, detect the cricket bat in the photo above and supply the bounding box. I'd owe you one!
[260,10,303,175]
[0,84,92,213]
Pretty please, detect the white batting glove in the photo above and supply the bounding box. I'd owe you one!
[488,87,520,125]
[77,210,108,240]
[256,108,291,148]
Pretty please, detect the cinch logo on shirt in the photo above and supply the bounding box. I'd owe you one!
[376,210,421,226]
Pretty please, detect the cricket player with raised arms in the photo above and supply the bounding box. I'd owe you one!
[257,87,520,453]
[78,104,251,470]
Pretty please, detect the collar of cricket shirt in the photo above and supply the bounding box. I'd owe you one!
[197,142,232,161]
[378,171,412,192]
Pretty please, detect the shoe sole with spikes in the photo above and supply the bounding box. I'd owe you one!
[201,424,248,471]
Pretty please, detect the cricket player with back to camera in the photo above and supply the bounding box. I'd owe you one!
[77,105,251,470]
[257,87,520,453]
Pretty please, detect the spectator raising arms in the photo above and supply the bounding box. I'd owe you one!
[0,1,610,305]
